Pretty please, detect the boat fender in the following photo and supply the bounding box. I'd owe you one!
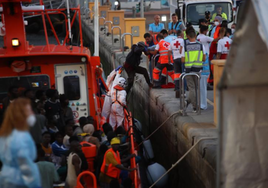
[143,139,154,160]
[134,118,142,132]
[146,162,168,188]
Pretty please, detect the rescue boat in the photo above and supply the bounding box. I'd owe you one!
[0,0,140,187]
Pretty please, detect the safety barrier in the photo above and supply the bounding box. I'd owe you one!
[103,20,113,35]
[111,26,122,46]
[121,33,133,55]
[179,72,201,115]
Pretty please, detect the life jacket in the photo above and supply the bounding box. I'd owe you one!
[184,42,203,73]
[170,21,182,35]
[100,148,121,179]
[158,40,173,64]
[111,85,125,106]
[209,26,221,59]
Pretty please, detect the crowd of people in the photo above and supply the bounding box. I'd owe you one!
[0,86,136,188]
[124,11,235,112]
[0,7,236,188]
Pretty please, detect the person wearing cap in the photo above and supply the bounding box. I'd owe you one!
[209,16,223,60]
[124,42,153,93]
[99,137,136,187]
[205,11,211,23]
[208,16,224,84]
[210,16,222,38]
[212,5,227,21]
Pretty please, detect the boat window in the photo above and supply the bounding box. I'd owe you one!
[63,76,81,100]
[0,75,50,103]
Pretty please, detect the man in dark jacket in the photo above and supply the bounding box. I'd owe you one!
[124,42,152,93]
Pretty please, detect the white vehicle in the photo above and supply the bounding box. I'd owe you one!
[170,0,234,32]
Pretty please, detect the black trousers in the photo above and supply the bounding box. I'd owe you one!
[124,65,151,93]
[174,58,183,91]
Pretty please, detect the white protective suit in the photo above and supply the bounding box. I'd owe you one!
[109,77,127,129]
[101,70,121,120]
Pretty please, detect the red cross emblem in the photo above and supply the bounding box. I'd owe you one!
[163,42,169,48]
[225,41,230,50]
[174,41,181,48]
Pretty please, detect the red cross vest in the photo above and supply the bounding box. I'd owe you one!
[158,40,173,64]
[100,148,121,179]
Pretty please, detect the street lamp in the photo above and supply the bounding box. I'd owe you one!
[161,15,167,22]
[161,15,167,29]
[114,0,120,10]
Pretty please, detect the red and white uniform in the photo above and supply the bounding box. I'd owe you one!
[197,34,214,55]
[169,37,185,59]
[217,37,232,59]
[155,39,173,64]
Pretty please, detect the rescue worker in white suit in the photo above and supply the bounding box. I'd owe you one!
[109,77,127,129]
[101,68,122,124]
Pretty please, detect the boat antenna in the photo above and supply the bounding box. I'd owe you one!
[66,0,73,50]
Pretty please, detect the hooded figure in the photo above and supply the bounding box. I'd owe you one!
[101,68,123,123]
[109,77,127,129]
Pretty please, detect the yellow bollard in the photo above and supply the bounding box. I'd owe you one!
[107,10,125,34]
[211,59,226,125]
[99,5,111,25]
[123,18,146,49]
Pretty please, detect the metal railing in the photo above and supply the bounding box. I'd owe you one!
[103,20,113,35]
[111,26,122,46]
[121,33,133,55]
[99,17,106,32]
[179,72,201,115]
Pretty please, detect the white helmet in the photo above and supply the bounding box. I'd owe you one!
[117,77,127,88]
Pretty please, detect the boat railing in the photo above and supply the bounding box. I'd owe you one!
[124,108,139,188]
[1,2,85,51]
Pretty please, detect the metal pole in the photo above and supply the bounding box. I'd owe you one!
[197,74,201,115]
[66,0,72,45]
[216,88,223,188]
[94,0,99,56]
[140,0,144,18]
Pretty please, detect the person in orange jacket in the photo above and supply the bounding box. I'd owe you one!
[99,137,136,187]
[151,34,174,88]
